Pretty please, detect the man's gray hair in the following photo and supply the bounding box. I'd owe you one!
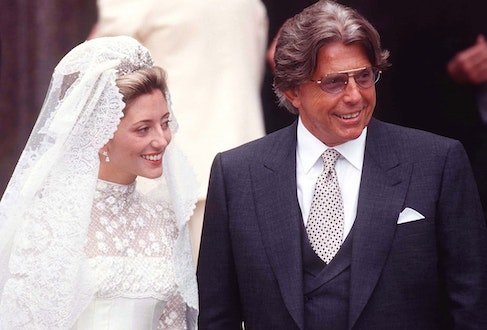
[273,0,390,113]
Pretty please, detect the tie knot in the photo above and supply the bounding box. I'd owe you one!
[322,148,340,171]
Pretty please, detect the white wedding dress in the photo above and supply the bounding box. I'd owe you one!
[72,180,189,329]
[0,36,198,329]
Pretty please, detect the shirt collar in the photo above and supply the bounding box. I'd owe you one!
[297,117,367,173]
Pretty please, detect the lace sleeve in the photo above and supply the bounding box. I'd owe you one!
[157,293,188,330]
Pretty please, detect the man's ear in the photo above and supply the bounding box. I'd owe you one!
[283,87,301,110]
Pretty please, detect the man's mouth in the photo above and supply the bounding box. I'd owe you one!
[337,111,360,119]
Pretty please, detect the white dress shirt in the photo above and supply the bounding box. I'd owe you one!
[296,117,366,241]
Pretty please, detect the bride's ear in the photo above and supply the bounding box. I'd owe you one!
[99,147,110,163]
[99,146,106,156]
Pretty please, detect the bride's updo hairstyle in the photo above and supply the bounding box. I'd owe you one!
[116,66,168,106]
[0,36,198,328]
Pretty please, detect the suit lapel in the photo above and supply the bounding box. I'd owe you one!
[251,122,305,329]
[249,119,411,329]
[348,119,413,328]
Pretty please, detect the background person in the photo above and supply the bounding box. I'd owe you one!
[338,0,487,219]
[260,0,316,133]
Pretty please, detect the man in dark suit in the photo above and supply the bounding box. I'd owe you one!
[197,1,487,328]
[337,0,487,221]
[262,0,487,218]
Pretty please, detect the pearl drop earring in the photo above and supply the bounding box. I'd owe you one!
[102,151,110,163]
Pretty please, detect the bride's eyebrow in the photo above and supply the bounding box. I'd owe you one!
[131,112,170,126]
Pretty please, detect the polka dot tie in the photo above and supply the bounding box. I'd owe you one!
[306,148,344,264]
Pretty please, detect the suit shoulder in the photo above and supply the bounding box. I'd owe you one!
[218,123,295,162]
[368,119,469,165]
[371,119,462,148]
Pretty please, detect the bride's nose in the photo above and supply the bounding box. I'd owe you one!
[151,127,171,149]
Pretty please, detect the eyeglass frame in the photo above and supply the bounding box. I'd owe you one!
[309,66,382,94]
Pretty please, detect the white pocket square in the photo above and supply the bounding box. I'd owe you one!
[397,207,425,224]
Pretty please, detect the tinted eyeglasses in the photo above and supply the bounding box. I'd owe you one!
[310,66,381,94]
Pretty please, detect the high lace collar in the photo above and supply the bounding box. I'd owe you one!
[95,179,137,199]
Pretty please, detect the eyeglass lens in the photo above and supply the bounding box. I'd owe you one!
[318,67,380,94]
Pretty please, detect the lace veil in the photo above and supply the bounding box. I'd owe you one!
[0,36,199,329]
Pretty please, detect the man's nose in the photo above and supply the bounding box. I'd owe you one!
[342,76,362,100]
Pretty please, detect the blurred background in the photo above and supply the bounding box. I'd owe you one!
[0,0,98,196]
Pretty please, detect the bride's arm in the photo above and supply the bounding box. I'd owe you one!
[158,293,188,330]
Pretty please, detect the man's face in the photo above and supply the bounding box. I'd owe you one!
[285,42,376,146]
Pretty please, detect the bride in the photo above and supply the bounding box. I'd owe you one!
[0,36,198,329]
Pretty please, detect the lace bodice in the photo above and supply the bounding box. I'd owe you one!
[87,180,177,260]
[0,37,198,329]
[79,180,187,329]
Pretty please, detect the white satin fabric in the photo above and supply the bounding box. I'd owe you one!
[73,298,165,329]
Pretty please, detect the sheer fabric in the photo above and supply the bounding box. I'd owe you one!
[0,36,198,329]
[93,0,267,200]
[71,180,188,329]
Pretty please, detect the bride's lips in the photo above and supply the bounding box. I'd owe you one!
[141,153,163,162]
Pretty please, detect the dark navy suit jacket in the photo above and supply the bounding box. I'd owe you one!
[197,118,487,329]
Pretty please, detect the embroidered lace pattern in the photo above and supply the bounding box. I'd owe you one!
[0,36,199,329]
[85,180,187,329]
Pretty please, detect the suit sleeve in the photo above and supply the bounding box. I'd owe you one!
[437,140,487,328]
[197,153,243,329]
